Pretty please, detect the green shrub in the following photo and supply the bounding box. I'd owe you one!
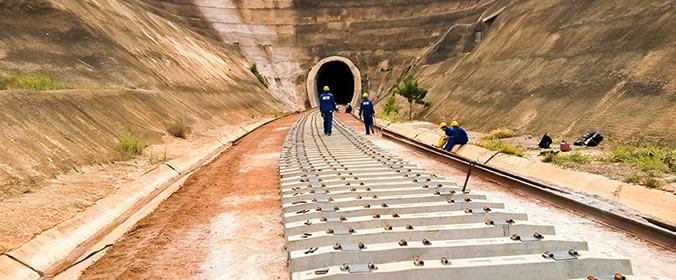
[167,118,190,139]
[117,128,148,159]
[609,144,674,175]
[250,63,269,88]
[541,151,591,167]
[622,172,664,189]
[0,73,70,90]
[541,152,557,163]
[476,139,523,157]
[551,151,590,167]
[623,173,642,184]
[382,95,399,115]
[642,177,664,189]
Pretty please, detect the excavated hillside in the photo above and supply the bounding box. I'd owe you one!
[0,0,673,202]
[417,0,676,143]
[0,0,287,193]
[173,0,674,142]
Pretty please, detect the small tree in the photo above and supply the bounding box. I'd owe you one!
[395,75,429,119]
[382,94,399,116]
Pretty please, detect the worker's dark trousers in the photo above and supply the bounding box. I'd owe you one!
[364,115,374,134]
[323,111,333,135]
[443,138,454,151]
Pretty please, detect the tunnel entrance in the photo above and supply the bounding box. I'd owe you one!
[316,61,354,105]
[306,56,361,108]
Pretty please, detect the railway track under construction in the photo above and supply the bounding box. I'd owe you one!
[279,111,672,280]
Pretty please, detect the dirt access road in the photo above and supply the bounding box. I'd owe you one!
[78,114,299,279]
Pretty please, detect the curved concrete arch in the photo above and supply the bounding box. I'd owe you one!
[306,56,362,108]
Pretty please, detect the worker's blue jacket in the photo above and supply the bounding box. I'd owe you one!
[359,99,375,117]
[444,126,454,137]
[443,126,469,151]
[449,126,469,145]
[319,92,336,113]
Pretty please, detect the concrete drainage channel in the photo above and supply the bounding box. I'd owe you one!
[279,112,661,280]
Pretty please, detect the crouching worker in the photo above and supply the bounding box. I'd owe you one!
[437,122,450,148]
[442,121,468,152]
[359,92,375,135]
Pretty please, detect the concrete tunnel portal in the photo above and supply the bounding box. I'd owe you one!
[307,56,362,108]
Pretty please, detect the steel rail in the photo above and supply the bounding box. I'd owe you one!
[377,127,676,250]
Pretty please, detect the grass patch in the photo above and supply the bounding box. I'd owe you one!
[476,139,523,156]
[167,118,190,139]
[642,177,664,189]
[543,151,591,168]
[0,73,70,90]
[72,200,88,210]
[609,144,675,175]
[481,128,516,140]
[378,95,404,122]
[382,95,400,115]
[250,63,269,88]
[116,128,148,160]
[623,173,643,184]
[623,173,665,189]
[378,110,405,122]
[148,146,167,164]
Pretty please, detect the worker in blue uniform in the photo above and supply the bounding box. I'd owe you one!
[359,92,375,135]
[319,86,337,135]
[442,121,468,151]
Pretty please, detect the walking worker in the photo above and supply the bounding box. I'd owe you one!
[359,92,375,135]
[319,85,337,135]
[442,121,468,151]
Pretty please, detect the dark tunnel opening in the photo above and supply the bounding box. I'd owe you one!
[316,61,355,105]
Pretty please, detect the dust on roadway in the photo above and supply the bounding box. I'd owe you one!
[79,114,300,279]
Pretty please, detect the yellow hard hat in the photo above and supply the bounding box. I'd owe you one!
[451,121,459,127]
[440,122,447,128]
[323,86,330,91]
[362,92,369,98]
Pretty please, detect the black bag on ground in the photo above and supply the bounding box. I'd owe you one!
[585,133,603,147]
[574,131,603,147]
[574,131,594,146]
[538,134,552,149]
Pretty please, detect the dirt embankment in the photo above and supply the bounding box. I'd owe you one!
[0,0,288,255]
[0,0,288,196]
[414,0,676,144]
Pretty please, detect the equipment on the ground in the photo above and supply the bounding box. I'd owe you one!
[560,140,571,152]
[436,136,447,148]
[538,134,553,149]
[574,131,603,147]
